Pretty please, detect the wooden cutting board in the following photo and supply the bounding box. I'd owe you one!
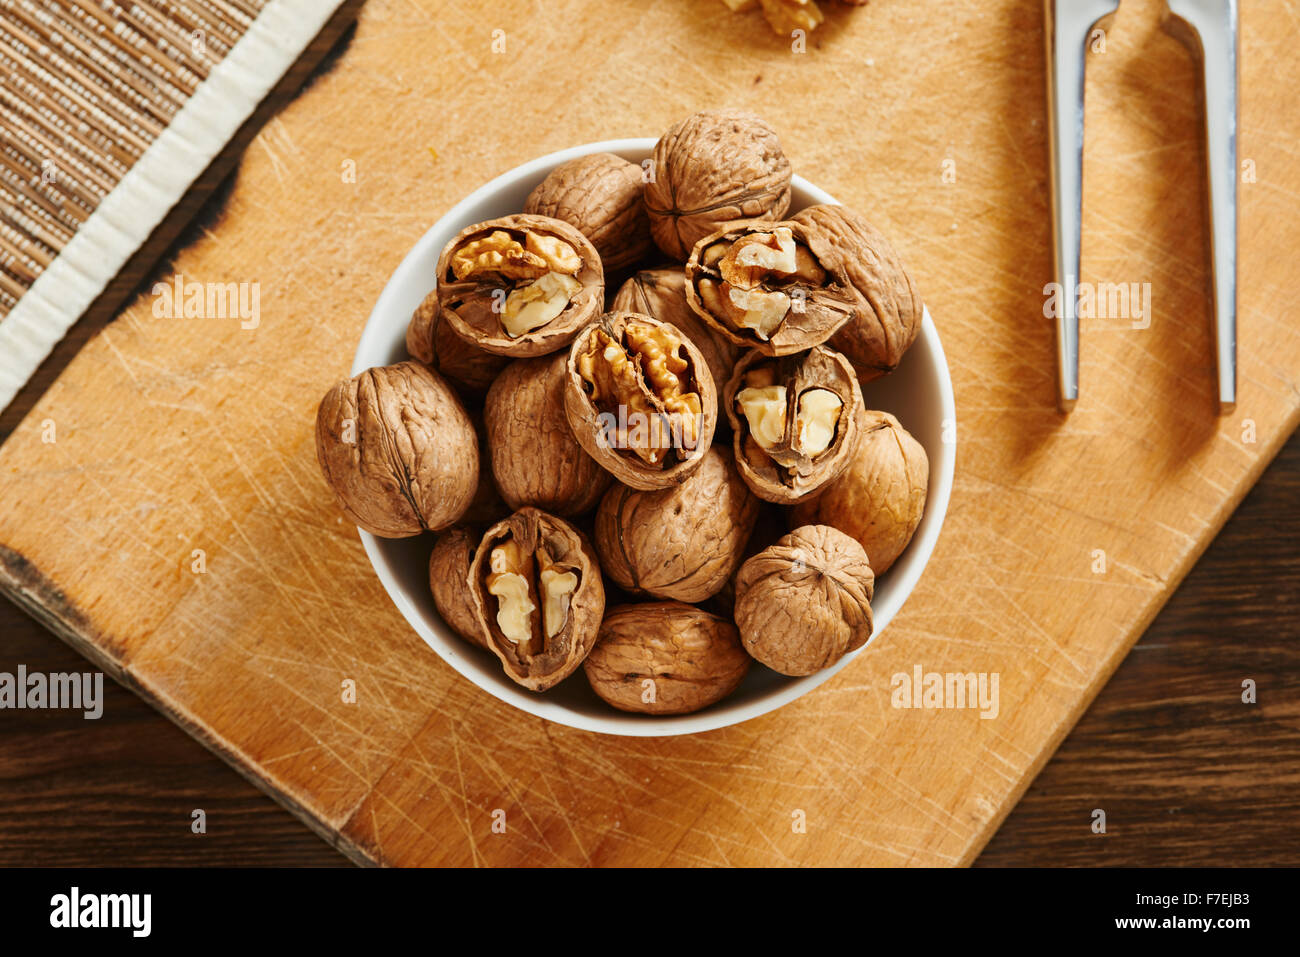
[1,0,1296,866]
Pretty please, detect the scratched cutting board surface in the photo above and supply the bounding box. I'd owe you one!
[0,0,1297,866]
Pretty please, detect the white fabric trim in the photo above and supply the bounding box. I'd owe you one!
[0,0,345,411]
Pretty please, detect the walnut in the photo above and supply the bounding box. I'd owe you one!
[758,0,824,34]
[468,508,605,691]
[428,526,486,647]
[564,311,718,490]
[611,268,740,392]
[644,110,792,260]
[405,289,509,397]
[791,204,924,381]
[524,153,653,272]
[792,410,928,574]
[594,446,758,602]
[315,361,478,537]
[461,414,511,526]
[437,214,603,357]
[685,220,856,355]
[724,345,865,504]
[485,352,612,516]
[583,602,750,714]
[734,524,874,676]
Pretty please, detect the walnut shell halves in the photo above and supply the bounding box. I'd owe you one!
[724,346,866,504]
[564,311,718,490]
[611,268,740,392]
[791,203,924,381]
[315,361,479,537]
[436,213,603,358]
[468,508,605,692]
[685,219,857,355]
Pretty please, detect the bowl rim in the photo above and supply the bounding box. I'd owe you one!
[353,137,956,737]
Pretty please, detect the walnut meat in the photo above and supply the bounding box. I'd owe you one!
[644,110,792,260]
[724,345,865,504]
[758,0,824,34]
[468,508,605,691]
[437,214,603,357]
[485,352,612,516]
[584,602,750,714]
[791,204,924,381]
[611,268,740,391]
[792,410,928,574]
[685,219,856,355]
[594,446,758,602]
[315,361,478,537]
[429,526,485,647]
[524,153,653,272]
[405,288,509,396]
[734,524,874,676]
[564,311,718,490]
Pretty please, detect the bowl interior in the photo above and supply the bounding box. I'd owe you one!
[353,138,955,737]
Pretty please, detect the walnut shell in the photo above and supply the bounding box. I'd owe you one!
[611,268,741,390]
[734,524,874,676]
[791,204,924,381]
[723,346,865,504]
[405,288,509,396]
[564,311,718,490]
[315,361,478,537]
[792,410,928,574]
[644,110,792,260]
[594,446,759,602]
[524,153,653,272]
[429,526,486,647]
[583,602,751,714]
[685,219,856,355]
[468,508,605,692]
[485,352,612,516]
[436,214,604,358]
[462,414,511,526]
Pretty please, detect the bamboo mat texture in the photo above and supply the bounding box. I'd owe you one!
[0,0,347,409]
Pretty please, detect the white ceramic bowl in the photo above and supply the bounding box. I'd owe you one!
[352,138,955,737]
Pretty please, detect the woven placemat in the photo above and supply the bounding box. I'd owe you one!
[0,0,348,409]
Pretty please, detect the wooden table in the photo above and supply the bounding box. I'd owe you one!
[1,1,1297,867]
[2,356,1296,864]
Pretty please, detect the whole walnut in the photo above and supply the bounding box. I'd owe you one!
[405,288,509,397]
[584,602,751,714]
[594,446,759,602]
[644,110,792,260]
[734,524,874,676]
[315,361,478,537]
[485,352,612,516]
[792,410,928,575]
[468,508,605,692]
[611,268,740,390]
[461,414,510,526]
[428,526,485,647]
[524,153,653,272]
[791,204,924,381]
